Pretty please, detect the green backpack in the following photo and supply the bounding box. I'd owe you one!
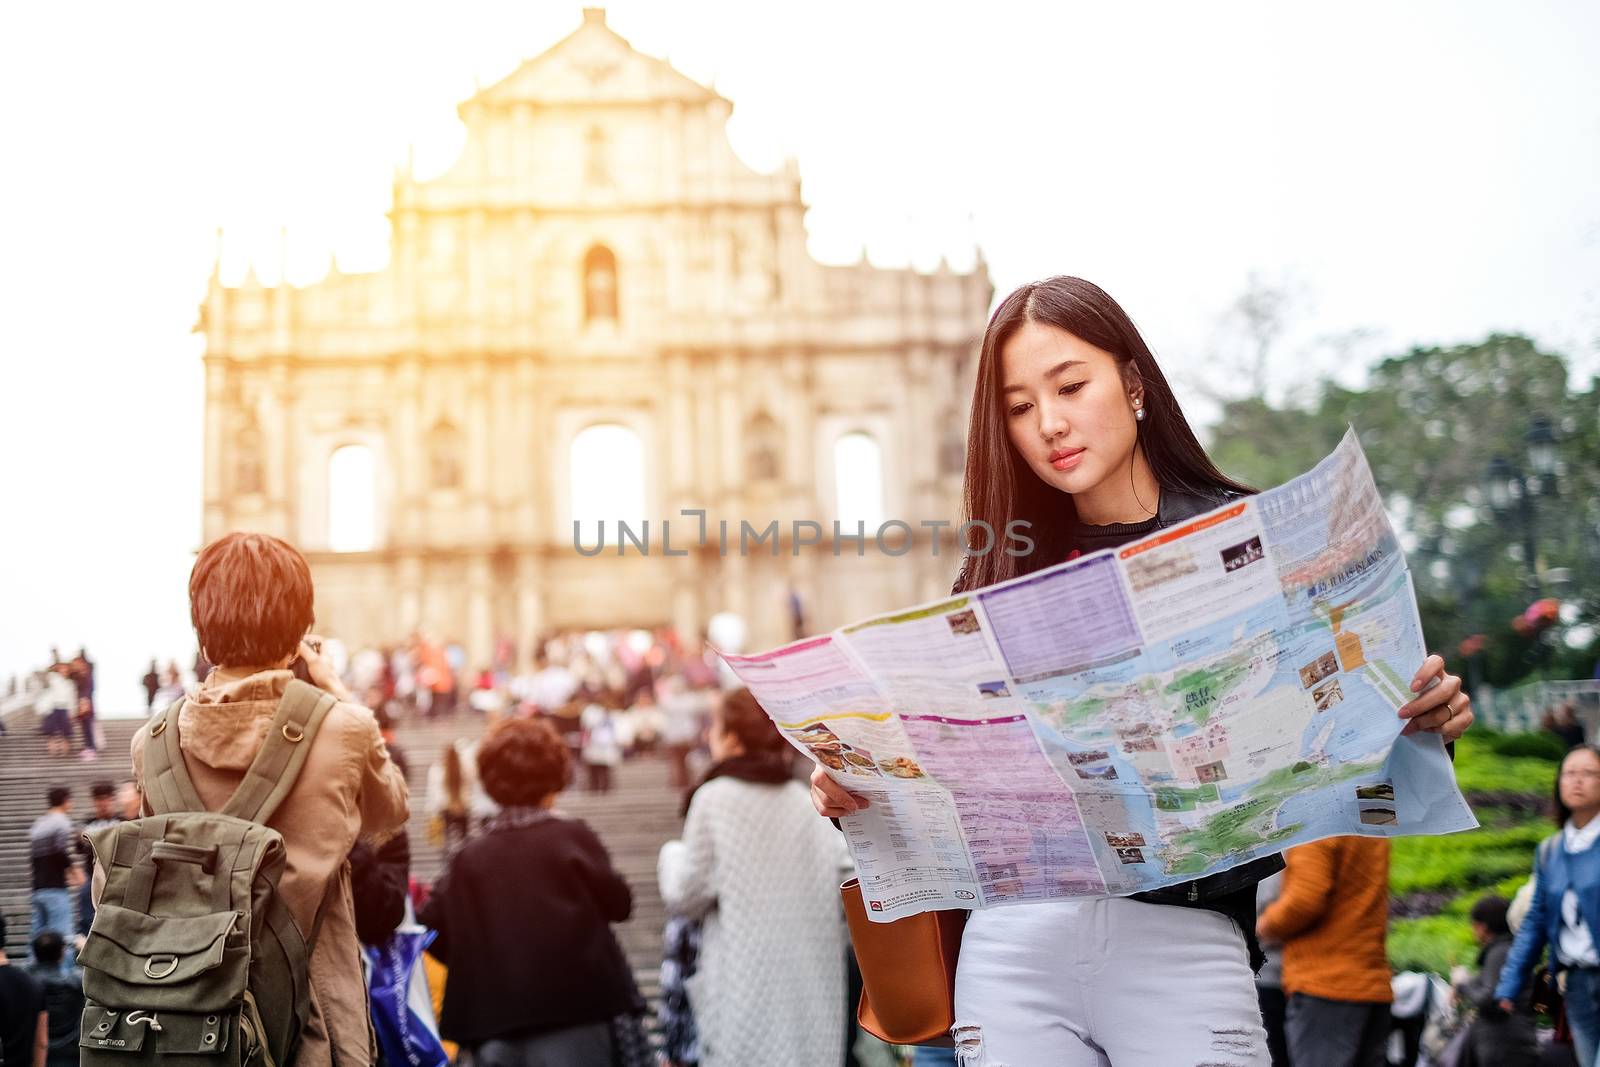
[79,680,337,1067]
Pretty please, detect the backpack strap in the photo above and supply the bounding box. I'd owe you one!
[1538,832,1561,872]
[221,679,338,826]
[141,699,207,815]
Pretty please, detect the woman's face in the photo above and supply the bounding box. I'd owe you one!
[1000,321,1141,500]
[1560,748,1600,813]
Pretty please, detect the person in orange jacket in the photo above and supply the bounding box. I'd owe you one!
[1258,836,1392,1067]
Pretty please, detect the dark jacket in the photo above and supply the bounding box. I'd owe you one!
[419,808,638,1044]
[350,830,411,947]
[1459,935,1538,1067]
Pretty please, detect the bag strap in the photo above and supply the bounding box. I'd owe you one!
[221,679,337,825]
[1539,833,1561,871]
[141,699,207,815]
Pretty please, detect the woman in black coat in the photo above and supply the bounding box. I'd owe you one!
[420,717,639,1067]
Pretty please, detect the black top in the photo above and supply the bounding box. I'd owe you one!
[1072,514,1159,556]
[419,808,638,1044]
[0,964,46,1067]
[29,965,84,1067]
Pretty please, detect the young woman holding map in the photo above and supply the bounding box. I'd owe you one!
[809,276,1476,1065]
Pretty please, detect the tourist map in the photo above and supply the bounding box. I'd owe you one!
[721,430,1479,922]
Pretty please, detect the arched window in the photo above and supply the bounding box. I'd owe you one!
[584,245,618,323]
[834,432,885,529]
[328,444,377,553]
[746,412,782,483]
[235,424,263,496]
[585,126,611,187]
[429,422,462,491]
[570,423,645,547]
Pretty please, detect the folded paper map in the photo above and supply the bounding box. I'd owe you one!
[720,429,1478,922]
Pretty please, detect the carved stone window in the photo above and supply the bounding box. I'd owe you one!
[747,413,782,483]
[429,422,463,490]
[584,245,618,323]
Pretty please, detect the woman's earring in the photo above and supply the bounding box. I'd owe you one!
[1135,405,1145,422]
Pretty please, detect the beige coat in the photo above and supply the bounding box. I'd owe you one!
[128,667,410,1067]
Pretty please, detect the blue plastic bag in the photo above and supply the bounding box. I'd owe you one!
[365,928,450,1067]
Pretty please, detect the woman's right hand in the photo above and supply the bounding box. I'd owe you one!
[809,763,869,818]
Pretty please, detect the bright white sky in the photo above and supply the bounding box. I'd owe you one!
[2,1,1596,714]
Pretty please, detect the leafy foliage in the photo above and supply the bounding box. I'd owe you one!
[1389,823,1548,896]
[1389,914,1482,975]
[1450,732,1559,797]
[1206,334,1600,690]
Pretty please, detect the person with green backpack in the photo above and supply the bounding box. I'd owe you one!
[81,531,410,1067]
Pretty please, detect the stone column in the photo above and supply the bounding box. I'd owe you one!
[202,360,229,541]
[515,553,546,671]
[467,554,493,670]
[466,358,492,534]
[391,358,425,545]
[267,363,297,543]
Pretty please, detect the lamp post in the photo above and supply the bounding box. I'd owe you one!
[1485,415,1561,592]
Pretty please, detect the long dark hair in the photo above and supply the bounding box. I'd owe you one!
[957,276,1251,591]
[1553,744,1600,828]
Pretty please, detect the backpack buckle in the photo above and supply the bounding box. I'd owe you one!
[144,954,179,979]
[151,717,168,737]
[282,723,305,742]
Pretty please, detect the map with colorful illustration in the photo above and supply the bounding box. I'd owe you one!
[722,430,1479,922]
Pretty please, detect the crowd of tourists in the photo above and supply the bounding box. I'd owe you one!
[8,276,1597,1067]
[3,650,103,761]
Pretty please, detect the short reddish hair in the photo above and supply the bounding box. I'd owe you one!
[190,532,315,667]
[477,718,570,807]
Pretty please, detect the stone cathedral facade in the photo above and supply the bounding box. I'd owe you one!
[199,9,992,667]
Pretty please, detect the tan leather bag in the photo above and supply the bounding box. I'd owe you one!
[841,878,966,1047]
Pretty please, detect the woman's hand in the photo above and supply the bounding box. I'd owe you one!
[298,636,353,703]
[1397,654,1474,742]
[810,763,869,818]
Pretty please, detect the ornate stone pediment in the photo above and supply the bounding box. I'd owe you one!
[468,8,723,110]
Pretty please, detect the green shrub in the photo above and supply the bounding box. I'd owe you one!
[1450,734,1558,797]
[1389,914,1480,974]
[1389,822,1549,895]
[1480,731,1569,761]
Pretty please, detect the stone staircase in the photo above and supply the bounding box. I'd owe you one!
[0,706,684,1018]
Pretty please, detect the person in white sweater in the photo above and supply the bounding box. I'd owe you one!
[658,688,850,1067]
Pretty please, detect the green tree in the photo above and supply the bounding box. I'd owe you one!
[1208,334,1600,687]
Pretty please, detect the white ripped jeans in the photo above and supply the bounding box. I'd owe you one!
[952,896,1270,1067]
